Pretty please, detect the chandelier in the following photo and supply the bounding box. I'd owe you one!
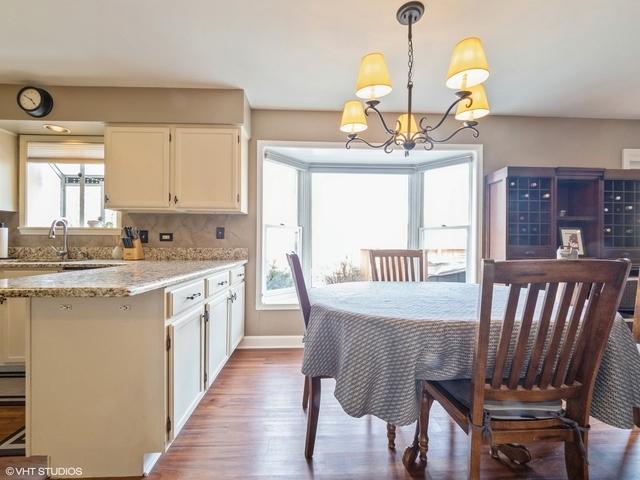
[340,1,490,156]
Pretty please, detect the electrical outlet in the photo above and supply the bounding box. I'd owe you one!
[139,230,149,244]
[159,233,173,242]
[216,227,225,239]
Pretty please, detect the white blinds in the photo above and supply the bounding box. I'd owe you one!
[27,142,104,163]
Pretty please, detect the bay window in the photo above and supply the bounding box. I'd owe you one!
[258,144,480,308]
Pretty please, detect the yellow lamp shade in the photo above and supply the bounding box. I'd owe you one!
[446,37,489,90]
[356,52,392,100]
[455,84,490,121]
[396,114,419,135]
[340,100,368,134]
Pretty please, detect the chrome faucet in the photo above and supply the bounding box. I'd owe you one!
[48,218,70,261]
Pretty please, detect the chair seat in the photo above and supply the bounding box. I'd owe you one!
[431,380,563,420]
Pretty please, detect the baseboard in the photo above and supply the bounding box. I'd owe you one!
[238,335,303,349]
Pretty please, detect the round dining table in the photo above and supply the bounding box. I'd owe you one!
[300,281,640,429]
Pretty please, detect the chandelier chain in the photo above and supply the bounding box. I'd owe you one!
[407,24,414,86]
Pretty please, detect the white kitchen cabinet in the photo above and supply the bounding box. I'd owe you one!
[174,128,241,211]
[0,269,57,365]
[204,292,229,389]
[167,306,204,440]
[104,126,171,209]
[228,282,245,353]
[104,125,248,213]
[0,129,18,212]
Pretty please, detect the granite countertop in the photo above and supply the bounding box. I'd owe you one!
[0,259,247,298]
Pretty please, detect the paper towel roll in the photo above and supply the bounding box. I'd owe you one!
[0,223,8,259]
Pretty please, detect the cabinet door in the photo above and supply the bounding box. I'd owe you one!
[3,299,28,363]
[104,126,171,209]
[205,293,229,389]
[228,282,245,354]
[173,128,240,211]
[168,307,204,440]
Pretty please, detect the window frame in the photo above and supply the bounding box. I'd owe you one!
[256,141,483,310]
[18,135,120,236]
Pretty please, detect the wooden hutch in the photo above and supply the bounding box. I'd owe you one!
[485,166,640,309]
[485,166,640,262]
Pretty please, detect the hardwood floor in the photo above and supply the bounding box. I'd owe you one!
[1,348,639,479]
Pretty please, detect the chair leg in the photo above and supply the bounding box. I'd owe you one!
[468,427,482,480]
[302,375,309,411]
[634,406,640,428]
[402,382,432,472]
[304,376,321,459]
[386,423,396,449]
[564,431,589,480]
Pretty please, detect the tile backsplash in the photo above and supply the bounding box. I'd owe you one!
[0,212,250,250]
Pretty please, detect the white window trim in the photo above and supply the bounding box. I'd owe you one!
[255,140,483,311]
[18,135,121,235]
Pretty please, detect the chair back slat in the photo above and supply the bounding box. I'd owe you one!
[369,249,425,282]
[523,282,558,389]
[490,284,522,389]
[507,283,543,389]
[286,252,311,328]
[565,283,603,385]
[470,259,630,425]
[551,283,590,388]
[538,282,575,389]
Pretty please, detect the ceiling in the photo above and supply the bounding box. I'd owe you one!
[0,120,104,135]
[1,0,639,119]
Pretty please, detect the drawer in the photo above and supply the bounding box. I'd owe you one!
[507,246,555,260]
[206,271,230,298]
[167,279,205,318]
[601,248,640,263]
[230,266,245,285]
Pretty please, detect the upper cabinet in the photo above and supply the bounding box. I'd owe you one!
[104,126,171,209]
[0,130,18,212]
[104,125,248,214]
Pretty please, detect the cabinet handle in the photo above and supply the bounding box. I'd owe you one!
[217,280,228,286]
[104,194,109,203]
[186,292,202,300]
[237,273,245,278]
[174,195,178,204]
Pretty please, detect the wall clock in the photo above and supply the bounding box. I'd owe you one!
[17,86,54,118]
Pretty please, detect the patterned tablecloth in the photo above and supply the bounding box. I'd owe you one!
[301,282,640,428]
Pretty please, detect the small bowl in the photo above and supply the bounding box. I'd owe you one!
[87,220,101,228]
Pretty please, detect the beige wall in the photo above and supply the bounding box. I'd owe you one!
[0,129,18,212]
[2,109,640,337]
[0,84,249,135]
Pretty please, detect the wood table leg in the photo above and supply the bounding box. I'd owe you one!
[386,423,396,449]
[403,381,431,473]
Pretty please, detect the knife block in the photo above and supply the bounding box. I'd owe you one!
[123,239,145,261]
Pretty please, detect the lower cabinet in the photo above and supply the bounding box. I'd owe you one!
[167,306,204,441]
[205,292,229,389]
[165,266,245,445]
[229,282,245,353]
[0,269,58,365]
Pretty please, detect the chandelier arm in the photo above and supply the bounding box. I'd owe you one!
[346,134,396,150]
[422,93,473,133]
[365,103,397,135]
[429,123,480,143]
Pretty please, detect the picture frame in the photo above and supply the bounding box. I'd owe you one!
[559,227,585,256]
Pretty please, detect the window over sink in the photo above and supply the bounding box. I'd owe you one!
[19,137,120,234]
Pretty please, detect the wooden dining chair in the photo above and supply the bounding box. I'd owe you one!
[286,252,398,459]
[403,258,631,479]
[368,249,426,282]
